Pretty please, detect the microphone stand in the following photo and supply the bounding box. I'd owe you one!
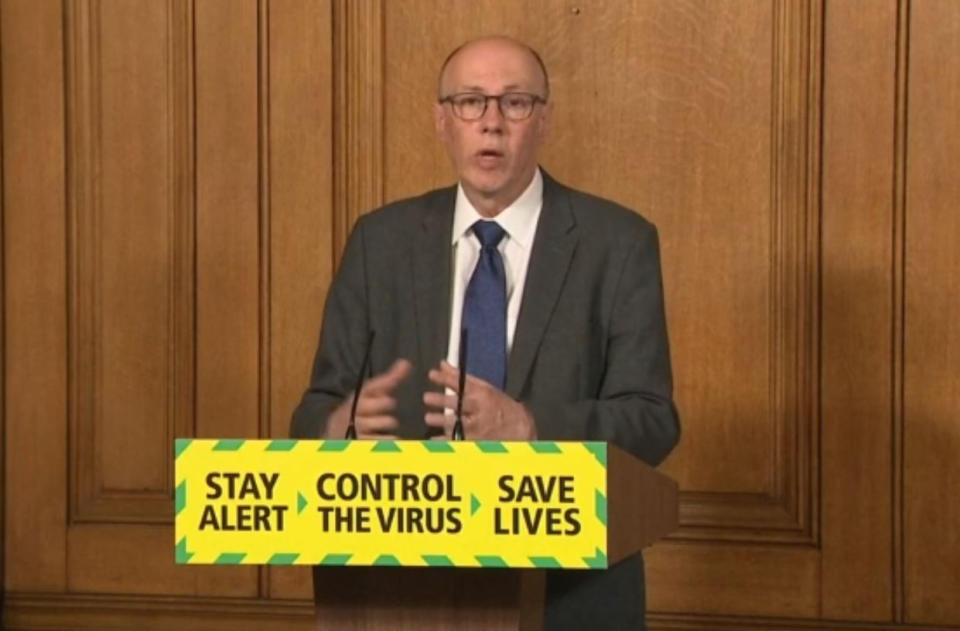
[345,330,375,439]
[452,329,468,440]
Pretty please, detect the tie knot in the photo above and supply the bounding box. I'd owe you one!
[472,220,506,249]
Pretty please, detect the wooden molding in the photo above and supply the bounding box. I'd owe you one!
[891,0,910,621]
[4,593,959,631]
[168,0,198,515]
[331,0,384,267]
[673,0,822,546]
[649,612,960,631]
[0,0,6,598]
[65,0,196,524]
[257,0,271,600]
[3,593,314,631]
[256,0,272,465]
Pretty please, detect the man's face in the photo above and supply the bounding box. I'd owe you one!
[434,40,551,213]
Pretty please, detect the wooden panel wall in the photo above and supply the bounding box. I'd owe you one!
[820,0,896,620]
[904,1,960,625]
[2,1,959,630]
[2,0,330,622]
[3,0,69,596]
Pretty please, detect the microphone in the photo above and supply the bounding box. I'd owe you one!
[345,330,375,439]
[452,328,468,440]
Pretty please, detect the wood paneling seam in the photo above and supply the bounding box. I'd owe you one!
[256,0,271,600]
[891,0,910,622]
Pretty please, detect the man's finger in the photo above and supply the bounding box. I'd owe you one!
[431,361,492,393]
[356,415,399,433]
[424,412,452,429]
[422,391,459,411]
[355,394,397,416]
[364,359,413,394]
[427,365,460,392]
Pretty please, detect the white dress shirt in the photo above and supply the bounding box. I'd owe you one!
[445,168,544,371]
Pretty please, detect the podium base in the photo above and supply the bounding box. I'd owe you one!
[312,566,545,630]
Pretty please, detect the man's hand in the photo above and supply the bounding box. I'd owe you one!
[325,359,412,439]
[423,361,537,440]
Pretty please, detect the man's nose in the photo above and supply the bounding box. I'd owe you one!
[480,96,505,132]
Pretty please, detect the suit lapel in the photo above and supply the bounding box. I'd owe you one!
[413,187,456,374]
[506,174,578,397]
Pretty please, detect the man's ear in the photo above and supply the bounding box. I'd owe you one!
[537,101,553,141]
[434,102,447,138]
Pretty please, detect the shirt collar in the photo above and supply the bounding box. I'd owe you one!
[451,168,543,249]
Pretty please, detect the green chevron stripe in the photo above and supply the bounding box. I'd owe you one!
[476,555,507,568]
[373,554,401,566]
[595,490,607,526]
[529,441,561,454]
[175,481,187,516]
[470,494,481,516]
[266,439,297,451]
[213,439,245,451]
[372,440,401,452]
[423,441,455,453]
[297,491,308,514]
[584,442,607,467]
[175,537,193,563]
[268,553,299,565]
[530,556,562,569]
[476,441,507,453]
[174,439,193,459]
[422,554,454,567]
[214,552,246,564]
[318,440,349,452]
[320,553,352,565]
[583,547,607,569]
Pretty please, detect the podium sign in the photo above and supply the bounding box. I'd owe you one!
[174,439,610,569]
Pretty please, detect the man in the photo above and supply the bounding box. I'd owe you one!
[292,36,679,630]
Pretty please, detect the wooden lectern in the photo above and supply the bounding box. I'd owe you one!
[311,444,679,630]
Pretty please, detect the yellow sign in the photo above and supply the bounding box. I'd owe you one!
[174,439,609,569]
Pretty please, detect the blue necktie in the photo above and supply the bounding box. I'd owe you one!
[462,221,507,389]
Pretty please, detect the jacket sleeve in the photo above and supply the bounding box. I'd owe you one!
[289,217,370,439]
[524,224,680,466]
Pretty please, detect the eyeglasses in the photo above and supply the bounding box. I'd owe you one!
[438,92,547,121]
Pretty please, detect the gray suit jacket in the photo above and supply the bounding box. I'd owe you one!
[291,171,680,629]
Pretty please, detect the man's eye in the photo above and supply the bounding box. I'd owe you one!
[504,95,529,108]
[458,96,484,107]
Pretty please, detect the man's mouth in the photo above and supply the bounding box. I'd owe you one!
[475,149,505,167]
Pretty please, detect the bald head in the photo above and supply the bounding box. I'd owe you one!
[437,36,550,100]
